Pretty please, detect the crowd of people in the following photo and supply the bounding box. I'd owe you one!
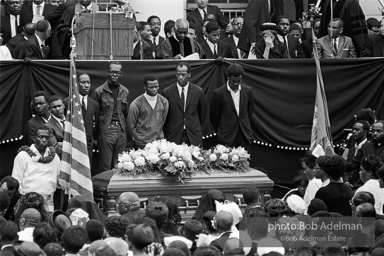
[0,0,383,60]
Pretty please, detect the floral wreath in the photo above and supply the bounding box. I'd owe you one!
[18,146,56,164]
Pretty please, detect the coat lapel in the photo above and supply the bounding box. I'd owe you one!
[225,87,237,114]
[185,84,195,111]
[172,84,184,111]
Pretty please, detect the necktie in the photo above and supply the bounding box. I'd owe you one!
[213,44,217,58]
[60,120,65,130]
[14,15,18,32]
[179,41,184,57]
[181,87,185,112]
[203,9,207,20]
[153,37,156,46]
[82,97,87,117]
[283,36,288,50]
[36,5,41,16]
[333,39,337,53]
[41,44,46,58]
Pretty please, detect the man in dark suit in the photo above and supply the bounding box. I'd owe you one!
[0,176,20,221]
[223,16,247,59]
[147,15,165,58]
[63,73,99,169]
[45,95,66,158]
[364,18,384,57]
[17,19,51,59]
[200,20,232,59]
[25,91,52,146]
[276,16,304,58]
[0,221,18,256]
[187,0,228,37]
[210,211,233,252]
[162,62,207,147]
[7,22,36,58]
[210,63,253,150]
[19,0,57,29]
[0,0,23,45]
[132,22,154,60]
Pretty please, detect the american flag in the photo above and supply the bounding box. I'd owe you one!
[59,53,94,200]
[310,31,334,157]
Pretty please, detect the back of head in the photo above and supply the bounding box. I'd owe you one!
[264,199,288,217]
[21,208,42,227]
[0,190,10,212]
[375,219,384,238]
[153,196,181,225]
[194,246,222,256]
[43,243,63,256]
[36,20,50,33]
[89,240,109,254]
[95,245,117,256]
[163,247,187,256]
[126,223,155,250]
[104,237,129,256]
[104,216,129,238]
[120,192,140,208]
[353,191,375,207]
[33,222,58,249]
[317,155,345,180]
[307,198,327,216]
[0,175,20,192]
[355,202,376,217]
[206,20,220,34]
[0,220,18,242]
[355,108,376,125]
[224,237,243,255]
[215,211,233,232]
[61,226,88,254]
[16,241,44,256]
[85,219,105,242]
[242,186,260,205]
[168,240,190,256]
[182,219,204,241]
[24,23,37,36]
[146,202,169,229]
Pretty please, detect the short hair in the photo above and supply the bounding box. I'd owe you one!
[206,20,220,34]
[85,219,105,242]
[353,191,375,207]
[175,19,189,30]
[264,199,289,217]
[167,241,190,256]
[175,62,191,73]
[138,21,149,32]
[182,219,204,241]
[33,222,58,249]
[125,224,155,250]
[189,22,198,33]
[36,20,50,33]
[143,74,159,86]
[104,237,129,256]
[367,18,380,30]
[300,151,317,169]
[24,23,36,36]
[316,155,345,180]
[43,243,63,256]
[147,15,161,24]
[78,73,90,81]
[163,248,187,256]
[361,154,382,179]
[356,202,376,217]
[48,95,63,106]
[331,18,344,28]
[104,216,129,238]
[215,211,233,231]
[0,221,18,242]
[34,124,50,136]
[33,91,50,103]
[377,164,384,182]
[355,108,376,125]
[322,243,345,256]
[275,15,290,24]
[227,63,244,77]
[307,198,327,216]
[194,246,222,256]
[354,120,370,134]
[0,176,19,191]
[61,226,88,254]
[21,208,41,226]
[242,186,260,205]
[164,20,175,35]
[108,61,122,71]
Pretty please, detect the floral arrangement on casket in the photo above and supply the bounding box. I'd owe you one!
[114,140,251,183]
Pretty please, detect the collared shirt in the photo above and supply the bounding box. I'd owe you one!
[322,179,330,187]
[33,2,45,16]
[198,7,208,20]
[51,114,65,129]
[35,33,44,49]
[206,39,217,57]
[81,2,93,10]
[354,138,367,156]
[177,82,189,107]
[80,94,88,109]
[227,82,241,116]
[153,36,160,46]
[304,177,322,206]
[1,244,13,250]
[355,179,384,215]
[10,14,19,37]
[233,35,243,58]
[144,92,158,110]
[18,227,35,242]
[11,144,60,196]
[40,112,51,123]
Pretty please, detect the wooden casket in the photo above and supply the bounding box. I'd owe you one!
[92,168,274,217]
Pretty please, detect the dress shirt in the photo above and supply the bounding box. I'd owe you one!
[33,2,45,16]
[333,37,339,50]
[80,95,88,109]
[51,114,65,129]
[354,138,367,156]
[10,14,19,37]
[144,92,158,110]
[206,39,217,57]
[1,244,13,250]
[153,36,159,46]
[322,179,330,187]
[233,35,242,58]
[17,227,35,242]
[177,82,189,107]
[81,2,93,11]
[198,7,208,20]
[355,179,384,215]
[12,144,60,196]
[227,82,241,116]
[304,178,322,206]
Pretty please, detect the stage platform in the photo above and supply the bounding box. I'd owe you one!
[92,168,274,216]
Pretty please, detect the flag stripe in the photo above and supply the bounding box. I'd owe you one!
[60,161,93,189]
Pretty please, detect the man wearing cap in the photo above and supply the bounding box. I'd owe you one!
[210,211,233,252]
[116,192,145,222]
[18,208,42,242]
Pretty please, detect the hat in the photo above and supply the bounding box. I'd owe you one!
[69,208,89,226]
[49,210,72,234]
[19,241,43,256]
[260,22,279,33]
[215,200,243,225]
[164,236,193,249]
[289,24,303,33]
[285,194,307,215]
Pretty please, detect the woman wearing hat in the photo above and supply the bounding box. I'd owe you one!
[254,23,289,59]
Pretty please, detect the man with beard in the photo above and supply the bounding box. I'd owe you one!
[0,0,23,45]
[223,16,247,59]
[147,15,164,58]
[157,18,203,59]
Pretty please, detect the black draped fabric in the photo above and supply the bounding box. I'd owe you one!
[1,59,384,183]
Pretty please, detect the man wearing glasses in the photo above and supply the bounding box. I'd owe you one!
[92,62,129,173]
[116,192,145,222]
[316,18,356,58]
[223,16,247,59]
[364,18,384,57]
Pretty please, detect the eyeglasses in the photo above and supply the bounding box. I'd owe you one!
[116,202,129,207]
[232,22,243,26]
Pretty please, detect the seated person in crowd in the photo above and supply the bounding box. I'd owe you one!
[200,20,232,59]
[223,16,248,59]
[276,16,305,58]
[364,18,384,57]
[132,22,154,60]
[366,17,380,35]
[116,192,145,223]
[254,23,289,59]
[0,176,20,221]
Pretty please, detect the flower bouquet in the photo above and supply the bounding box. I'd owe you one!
[114,139,250,183]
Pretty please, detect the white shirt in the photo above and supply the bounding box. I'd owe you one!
[206,39,217,57]
[35,33,44,49]
[198,7,207,20]
[152,36,160,46]
[33,2,45,16]
[144,92,158,110]
[177,82,189,111]
[80,95,88,110]
[12,144,60,196]
[227,82,241,116]
[0,45,12,60]
[354,138,367,156]
[304,178,322,206]
[354,179,384,215]
[10,14,19,37]
[18,227,35,242]
[81,2,93,10]
[322,179,330,187]
[232,35,242,58]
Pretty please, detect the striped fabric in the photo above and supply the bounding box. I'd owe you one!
[59,53,93,201]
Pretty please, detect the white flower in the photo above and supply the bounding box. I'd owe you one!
[174,161,186,168]
[161,152,170,160]
[192,151,200,159]
[117,162,124,169]
[148,147,159,155]
[123,161,135,171]
[119,152,132,162]
[220,153,228,161]
[214,144,230,154]
[31,155,40,162]
[183,152,192,161]
[197,156,204,162]
[134,157,146,166]
[286,195,307,215]
[169,156,177,162]
[146,154,160,164]
[209,154,217,162]
[232,155,239,162]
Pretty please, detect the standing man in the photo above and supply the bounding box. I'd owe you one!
[128,74,169,149]
[25,91,51,146]
[0,0,23,45]
[92,62,129,173]
[12,125,60,210]
[45,95,65,158]
[210,63,253,150]
[162,62,207,146]
[19,0,57,29]
[276,16,304,58]
[187,0,228,37]
[316,18,356,59]
[63,73,99,168]
[147,15,165,58]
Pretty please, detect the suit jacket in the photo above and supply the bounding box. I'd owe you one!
[352,141,384,169]
[0,246,16,256]
[148,35,165,58]
[210,84,254,146]
[0,12,23,45]
[187,5,228,36]
[282,35,305,58]
[210,231,232,252]
[364,34,384,57]
[132,39,154,60]
[3,190,20,221]
[17,34,46,59]
[19,3,57,28]
[200,40,232,59]
[45,116,64,157]
[6,33,26,58]
[25,114,48,145]
[316,35,356,58]
[63,96,99,161]
[162,83,207,147]
[223,35,247,59]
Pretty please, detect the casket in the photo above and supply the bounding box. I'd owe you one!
[92,168,274,216]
